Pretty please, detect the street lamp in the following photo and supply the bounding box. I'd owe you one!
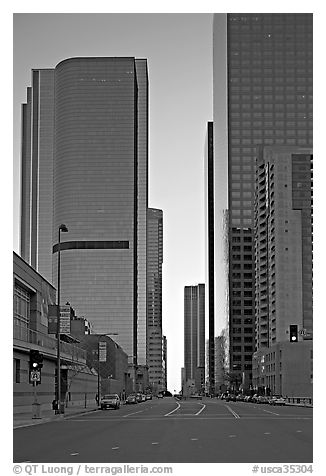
[56,224,68,414]
[97,333,118,407]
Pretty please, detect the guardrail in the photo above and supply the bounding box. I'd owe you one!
[13,321,86,362]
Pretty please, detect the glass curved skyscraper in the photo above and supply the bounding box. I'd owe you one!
[20,57,148,365]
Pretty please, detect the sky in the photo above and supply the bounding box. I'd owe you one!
[12,12,213,392]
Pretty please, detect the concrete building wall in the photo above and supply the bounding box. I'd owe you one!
[13,252,97,415]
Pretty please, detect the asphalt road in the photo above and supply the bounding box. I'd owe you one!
[13,397,313,463]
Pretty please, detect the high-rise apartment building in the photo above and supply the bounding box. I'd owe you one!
[213,14,313,389]
[146,208,164,392]
[184,284,205,393]
[20,57,149,366]
[253,146,313,396]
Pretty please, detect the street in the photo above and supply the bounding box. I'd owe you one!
[13,397,312,463]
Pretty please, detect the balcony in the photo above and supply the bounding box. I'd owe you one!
[13,320,87,363]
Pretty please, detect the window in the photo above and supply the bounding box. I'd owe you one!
[14,359,21,383]
[14,284,31,327]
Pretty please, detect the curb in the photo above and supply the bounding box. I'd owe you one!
[13,407,99,429]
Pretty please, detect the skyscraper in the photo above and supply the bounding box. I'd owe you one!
[253,145,313,396]
[146,208,164,392]
[205,121,215,394]
[184,284,205,393]
[20,57,149,365]
[213,14,313,389]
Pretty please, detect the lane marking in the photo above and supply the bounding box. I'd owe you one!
[225,404,240,419]
[191,438,198,441]
[262,409,280,416]
[123,410,144,418]
[69,415,312,422]
[164,401,181,417]
[111,447,119,450]
[228,435,237,438]
[70,453,79,456]
[195,404,206,416]
[264,432,271,435]
[296,430,303,433]
[151,442,159,445]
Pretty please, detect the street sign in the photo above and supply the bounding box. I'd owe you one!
[60,305,71,334]
[99,341,107,362]
[30,370,41,382]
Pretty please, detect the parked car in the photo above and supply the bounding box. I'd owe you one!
[244,395,253,403]
[100,394,120,410]
[136,393,143,403]
[126,394,138,405]
[270,396,286,406]
[257,396,270,404]
[157,393,164,398]
[145,394,152,400]
[236,394,245,402]
[226,394,237,402]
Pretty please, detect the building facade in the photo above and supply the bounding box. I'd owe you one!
[253,146,313,397]
[13,252,97,415]
[205,121,215,394]
[20,57,149,367]
[184,284,205,393]
[146,208,164,393]
[213,14,313,389]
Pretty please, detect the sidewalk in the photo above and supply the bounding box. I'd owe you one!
[13,403,99,429]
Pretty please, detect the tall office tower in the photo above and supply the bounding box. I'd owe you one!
[146,208,164,392]
[20,57,149,365]
[205,122,215,394]
[184,284,205,393]
[253,146,313,396]
[213,14,313,389]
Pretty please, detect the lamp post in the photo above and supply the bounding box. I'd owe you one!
[56,224,68,414]
[97,333,118,407]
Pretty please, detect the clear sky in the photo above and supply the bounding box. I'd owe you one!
[13,12,213,392]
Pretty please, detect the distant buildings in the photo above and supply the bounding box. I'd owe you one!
[212,13,313,392]
[184,284,205,394]
[19,57,158,381]
[147,208,164,393]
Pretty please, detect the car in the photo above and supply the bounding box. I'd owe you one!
[126,394,138,405]
[157,393,164,398]
[244,395,253,403]
[270,396,286,406]
[236,394,245,402]
[100,394,120,410]
[257,396,269,404]
[226,394,237,402]
[145,394,152,400]
[251,394,259,403]
[136,393,143,403]
[141,394,147,402]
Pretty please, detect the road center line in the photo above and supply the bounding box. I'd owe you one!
[195,403,206,416]
[164,401,181,416]
[123,410,144,418]
[262,409,280,416]
[225,404,240,419]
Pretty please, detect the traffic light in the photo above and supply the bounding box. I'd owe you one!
[289,325,298,343]
[30,349,44,370]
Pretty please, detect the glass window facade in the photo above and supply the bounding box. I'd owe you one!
[214,13,312,387]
